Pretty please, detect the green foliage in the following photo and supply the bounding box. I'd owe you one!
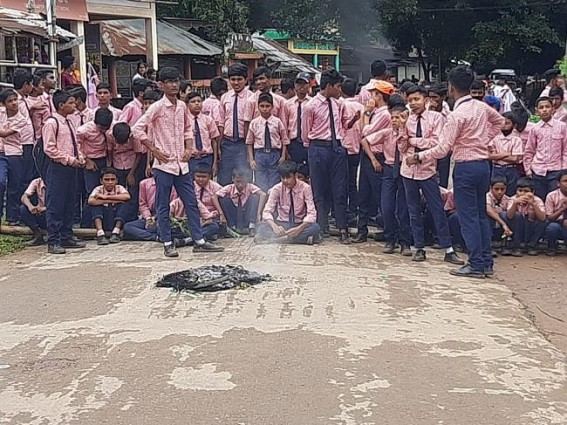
[0,235,25,256]
[557,56,567,76]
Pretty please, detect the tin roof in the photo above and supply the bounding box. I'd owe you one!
[251,34,320,75]
[99,19,222,57]
[0,7,76,39]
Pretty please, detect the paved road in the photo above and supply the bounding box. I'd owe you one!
[0,240,566,424]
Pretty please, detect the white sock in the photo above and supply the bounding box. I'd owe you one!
[164,241,173,247]
[249,223,256,229]
[183,237,193,244]
[446,247,455,254]
[112,226,121,235]
[97,229,105,237]
[195,239,205,245]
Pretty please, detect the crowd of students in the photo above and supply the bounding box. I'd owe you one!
[0,60,565,278]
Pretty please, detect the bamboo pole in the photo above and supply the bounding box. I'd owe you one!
[0,226,97,238]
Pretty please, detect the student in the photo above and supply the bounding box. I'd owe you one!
[179,80,193,100]
[280,78,296,100]
[169,197,220,244]
[218,63,252,185]
[60,56,77,88]
[443,187,466,251]
[545,170,567,255]
[296,163,310,184]
[427,83,452,188]
[485,176,513,256]
[524,97,567,201]
[67,85,91,128]
[202,76,228,135]
[302,69,351,243]
[20,177,47,245]
[363,104,412,255]
[132,67,224,257]
[36,69,56,105]
[186,92,221,174]
[507,177,547,256]
[88,167,130,245]
[488,111,523,196]
[341,78,363,226]
[358,59,388,105]
[121,78,148,126]
[132,61,147,82]
[246,92,288,191]
[470,80,486,102]
[146,67,157,82]
[28,74,51,138]
[400,85,463,264]
[43,90,87,254]
[540,69,560,98]
[193,163,223,219]
[13,69,37,187]
[255,160,321,244]
[408,66,504,278]
[549,87,567,123]
[142,90,159,112]
[283,72,312,166]
[213,168,267,235]
[89,83,122,121]
[0,89,28,225]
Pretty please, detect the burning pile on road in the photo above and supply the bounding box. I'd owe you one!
[156,265,270,292]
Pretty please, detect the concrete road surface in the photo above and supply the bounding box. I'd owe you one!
[0,239,566,424]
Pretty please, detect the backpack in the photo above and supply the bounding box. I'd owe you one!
[33,117,59,181]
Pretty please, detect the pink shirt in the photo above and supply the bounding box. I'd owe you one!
[282,96,311,140]
[89,184,129,207]
[77,121,109,159]
[42,112,84,165]
[219,89,252,140]
[245,115,289,150]
[341,98,363,155]
[24,178,46,208]
[357,79,379,105]
[216,183,262,207]
[132,96,193,176]
[524,119,567,176]
[27,95,51,138]
[420,96,504,163]
[120,98,144,126]
[486,192,512,212]
[554,108,567,123]
[510,194,545,221]
[138,178,177,219]
[262,180,317,224]
[170,198,213,221]
[202,95,223,127]
[190,112,220,156]
[16,93,35,144]
[366,128,405,165]
[107,132,143,170]
[87,105,122,122]
[0,110,28,156]
[301,94,347,147]
[68,107,93,129]
[489,133,524,165]
[443,188,456,212]
[361,106,392,154]
[195,180,223,219]
[544,189,567,220]
[243,91,286,123]
[514,122,535,149]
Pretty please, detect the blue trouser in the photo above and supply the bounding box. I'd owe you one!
[489,211,510,242]
[5,154,24,222]
[46,162,78,246]
[22,144,38,186]
[546,221,567,250]
[356,152,383,235]
[122,218,201,241]
[218,138,251,186]
[382,164,411,245]
[91,203,127,231]
[437,153,451,189]
[0,155,8,220]
[492,165,519,197]
[404,176,452,250]
[115,168,138,223]
[507,214,546,249]
[347,153,360,220]
[288,138,308,166]
[257,220,321,244]
[83,158,108,228]
[219,194,260,230]
[453,160,492,272]
[532,171,560,201]
[309,143,349,231]
[74,168,87,226]
[190,154,214,173]
[447,212,465,248]
[254,149,281,192]
[19,205,47,231]
[154,169,204,244]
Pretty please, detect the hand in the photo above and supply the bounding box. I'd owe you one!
[406,155,419,166]
[212,161,218,177]
[249,159,257,171]
[220,215,227,226]
[37,206,47,214]
[524,193,535,205]
[84,158,98,171]
[30,101,47,111]
[429,99,439,110]
[96,193,108,201]
[201,219,213,226]
[70,158,82,168]
[181,148,192,162]
[278,155,286,165]
[285,226,302,238]
[145,217,156,229]
[503,226,513,237]
[28,205,39,215]
[561,199,567,211]
[152,148,169,164]
[126,173,136,188]
[77,156,86,167]
[370,158,382,173]
[271,223,286,236]
[364,99,376,113]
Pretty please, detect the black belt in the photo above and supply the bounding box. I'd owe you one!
[493,164,517,168]
[311,139,342,148]
[255,148,281,154]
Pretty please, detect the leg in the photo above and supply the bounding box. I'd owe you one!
[356,155,372,237]
[61,168,78,242]
[46,163,73,247]
[201,221,220,240]
[254,151,269,192]
[545,222,567,252]
[546,171,560,198]
[309,145,332,231]
[437,153,451,188]
[395,174,412,246]
[6,155,24,223]
[381,165,399,244]
[123,218,159,241]
[21,144,38,186]
[288,139,308,166]
[173,172,204,242]
[421,177,452,249]
[403,178,426,249]
[256,221,277,241]
[289,222,322,244]
[217,138,235,186]
[244,194,261,227]
[154,169,175,244]
[447,212,464,249]
[19,204,40,231]
[219,196,239,229]
[505,167,519,197]
[347,153,360,220]
[526,220,547,249]
[531,173,548,201]
[0,156,8,220]
[330,147,349,230]
[267,151,282,191]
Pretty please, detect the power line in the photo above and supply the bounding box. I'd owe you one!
[413,1,566,12]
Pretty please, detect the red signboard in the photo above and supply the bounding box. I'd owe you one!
[0,0,89,21]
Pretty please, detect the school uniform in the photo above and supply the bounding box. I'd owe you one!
[341,97,363,222]
[401,110,453,251]
[442,188,464,248]
[89,184,129,230]
[508,194,547,250]
[554,107,567,124]
[246,114,288,191]
[77,121,110,194]
[486,191,512,242]
[283,95,311,166]
[417,96,505,274]
[86,105,122,122]
[357,78,379,105]
[169,198,219,241]
[0,140,7,222]
[216,183,262,231]
[0,109,28,223]
[202,94,223,128]
[524,119,567,200]
[257,180,321,244]
[218,89,252,185]
[131,96,205,245]
[302,93,349,231]
[16,92,38,185]
[435,106,452,188]
[120,98,144,126]
[545,188,567,250]
[68,107,92,225]
[28,95,52,138]
[43,112,84,247]
[19,178,47,231]
[194,180,223,219]
[489,132,523,196]
[189,112,220,172]
[243,91,287,124]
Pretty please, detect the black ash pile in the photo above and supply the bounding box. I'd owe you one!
[156,265,270,292]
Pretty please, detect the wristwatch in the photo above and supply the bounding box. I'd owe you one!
[364,111,373,117]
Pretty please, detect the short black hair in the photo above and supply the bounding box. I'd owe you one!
[280,78,294,94]
[549,87,564,98]
[406,85,428,97]
[470,80,485,91]
[146,67,157,77]
[52,90,73,111]
[370,59,387,78]
[96,82,112,92]
[228,63,248,78]
[32,74,42,88]
[516,177,535,191]
[399,81,415,94]
[490,176,508,187]
[502,111,519,126]
[35,69,54,80]
[67,84,87,103]
[278,160,298,177]
[211,76,228,96]
[137,61,147,71]
[132,78,149,98]
[0,89,17,103]
[13,68,33,90]
[341,78,357,97]
[536,96,553,107]
[557,169,567,181]
[388,94,406,109]
[544,69,560,84]
[143,90,160,102]
[390,104,408,114]
[320,69,343,90]
[193,163,212,175]
[180,80,193,93]
[232,168,249,180]
[253,66,272,81]
[94,108,114,128]
[297,163,309,177]
[428,83,447,96]
[258,92,273,105]
[61,55,75,69]
[185,92,201,103]
[449,66,475,93]
[112,122,131,144]
[100,167,118,178]
[158,67,180,82]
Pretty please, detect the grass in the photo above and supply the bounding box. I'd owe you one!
[0,234,26,256]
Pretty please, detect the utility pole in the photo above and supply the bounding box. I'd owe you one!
[46,0,57,79]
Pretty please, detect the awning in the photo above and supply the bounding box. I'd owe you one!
[99,19,222,57]
[251,34,320,76]
[0,0,88,21]
[0,7,77,40]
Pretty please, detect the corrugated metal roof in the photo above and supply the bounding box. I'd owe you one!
[251,34,320,75]
[100,19,222,57]
[0,7,76,39]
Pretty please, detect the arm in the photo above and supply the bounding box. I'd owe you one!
[411,114,443,150]
[301,104,313,147]
[261,189,279,222]
[279,120,289,164]
[43,120,76,166]
[546,197,567,222]
[418,114,460,162]
[103,192,131,203]
[360,137,382,172]
[531,198,546,222]
[507,198,521,220]
[127,154,142,187]
[257,191,268,222]
[487,204,512,235]
[0,129,16,137]
[487,105,506,140]
[523,129,536,176]
[20,192,37,213]
[212,194,227,224]
[245,126,257,170]
[139,186,152,220]
[132,105,168,164]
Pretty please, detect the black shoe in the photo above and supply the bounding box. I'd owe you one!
[383,242,396,254]
[193,241,225,253]
[321,229,331,239]
[401,245,412,257]
[431,243,442,250]
[164,244,179,257]
[413,249,426,262]
[454,245,465,253]
[27,235,45,246]
[339,232,351,245]
[511,248,523,257]
[546,249,557,257]
[373,232,385,242]
[492,250,498,258]
[109,233,121,244]
[352,234,367,244]
[501,247,512,256]
[348,217,358,228]
[61,239,86,249]
[7,221,20,227]
[249,227,256,237]
[97,235,110,246]
[48,244,66,254]
[526,247,539,256]
[444,251,465,265]
[174,238,193,248]
[449,265,485,279]
[485,266,494,277]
